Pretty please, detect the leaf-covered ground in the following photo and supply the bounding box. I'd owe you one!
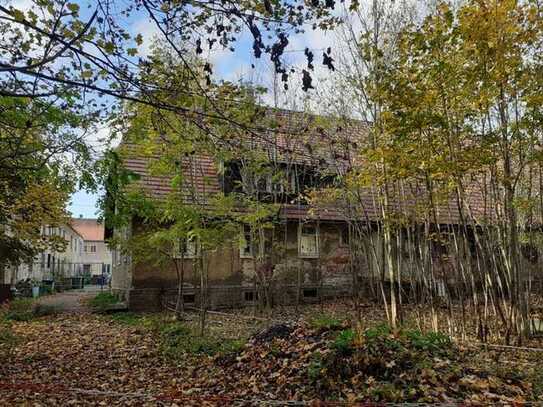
[1,306,542,406]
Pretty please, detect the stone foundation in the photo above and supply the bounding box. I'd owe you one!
[118,284,354,312]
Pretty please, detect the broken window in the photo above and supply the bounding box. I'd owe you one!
[303,288,318,298]
[183,294,196,304]
[239,226,267,258]
[240,225,253,258]
[299,224,319,258]
[339,226,349,247]
[521,243,539,264]
[222,160,338,201]
[244,291,258,302]
[430,233,450,260]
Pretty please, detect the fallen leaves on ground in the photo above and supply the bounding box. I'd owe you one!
[0,311,541,406]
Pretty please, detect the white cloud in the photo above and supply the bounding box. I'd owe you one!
[131,17,162,58]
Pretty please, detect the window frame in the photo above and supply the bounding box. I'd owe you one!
[173,237,199,259]
[298,223,319,258]
[339,225,349,247]
[239,225,254,259]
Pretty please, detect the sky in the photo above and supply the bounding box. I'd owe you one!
[7,0,338,219]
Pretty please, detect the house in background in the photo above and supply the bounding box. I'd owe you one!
[71,218,112,283]
[5,223,85,286]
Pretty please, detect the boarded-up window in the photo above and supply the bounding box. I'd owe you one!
[299,224,319,257]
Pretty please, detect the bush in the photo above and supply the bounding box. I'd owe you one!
[88,292,119,311]
[307,323,456,398]
[308,352,324,382]
[405,330,451,354]
[333,329,355,355]
[364,324,392,341]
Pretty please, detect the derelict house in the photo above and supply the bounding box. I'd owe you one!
[108,108,537,311]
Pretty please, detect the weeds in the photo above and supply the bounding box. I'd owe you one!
[0,304,19,358]
[333,329,355,355]
[158,320,245,358]
[404,330,451,353]
[309,314,342,331]
[106,312,144,325]
[307,352,324,382]
[88,292,119,311]
[4,299,34,321]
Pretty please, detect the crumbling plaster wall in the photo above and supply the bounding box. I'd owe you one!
[130,221,351,288]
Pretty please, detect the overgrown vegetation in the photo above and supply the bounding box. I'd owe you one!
[212,316,537,403]
[88,292,120,312]
[3,308,542,404]
[1,298,59,322]
[0,304,18,358]
[104,311,247,358]
[159,320,246,358]
[106,312,144,326]
[309,313,343,331]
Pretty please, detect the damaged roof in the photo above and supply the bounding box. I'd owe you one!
[118,107,493,225]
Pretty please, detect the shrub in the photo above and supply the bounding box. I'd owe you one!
[307,352,324,382]
[333,329,355,355]
[364,324,392,341]
[405,330,451,354]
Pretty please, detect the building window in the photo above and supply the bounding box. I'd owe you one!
[299,224,319,258]
[430,238,449,260]
[244,290,258,302]
[521,243,539,264]
[240,225,253,258]
[303,288,318,298]
[183,293,196,304]
[90,245,97,253]
[339,226,349,247]
[174,238,198,259]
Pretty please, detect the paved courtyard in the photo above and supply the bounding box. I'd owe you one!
[36,285,105,313]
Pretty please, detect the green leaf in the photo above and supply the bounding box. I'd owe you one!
[104,42,115,54]
[67,3,80,14]
[11,8,25,22]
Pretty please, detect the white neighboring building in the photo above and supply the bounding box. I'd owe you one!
[71,218,112,278]
[7,224,85,284]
